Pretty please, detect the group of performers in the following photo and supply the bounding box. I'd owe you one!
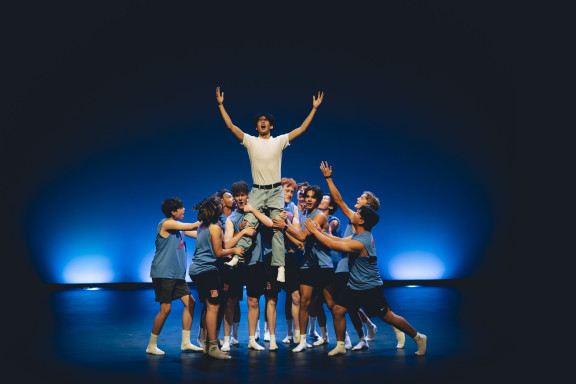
[145,88,427,359]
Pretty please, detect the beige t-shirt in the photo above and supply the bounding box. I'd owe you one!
[242,133,290,185]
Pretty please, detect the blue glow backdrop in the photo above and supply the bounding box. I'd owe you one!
[7,2,512,285]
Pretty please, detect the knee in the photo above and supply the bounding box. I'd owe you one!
[160,306,172,316]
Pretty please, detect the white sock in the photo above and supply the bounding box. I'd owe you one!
[207,340,230,359]
[294,330,301,344]
[146,333,165,355]
[413,332,427,356]
[328,341,346,356]
[255,321,260,339]
[365,319,377,340]
[393,327,405,348]
[344,332,352,349]
[352,337,369,351]
[264,321,269,333]
[181,330,203,351]
[269,334,278,350]
[221,335,231,352]
[292,339,308,353]
[248,336,264,350]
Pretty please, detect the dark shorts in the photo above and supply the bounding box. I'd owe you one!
[336,285,389,318]
[152,278,191,303]
[281,252,301,294]
[221,265,246,300]
[245,262,265,298]
[263,254,282,296]
[299,268,335,291]
[334,272,349,300]
[190,270,223,305]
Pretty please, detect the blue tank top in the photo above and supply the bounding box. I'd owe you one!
[301,210,333,269]
[189,224,219,275]
[328,215,343,265]
[150,219,188,279]
[228,210,263,265]
[347,231,383,290]
[284,201,296,222]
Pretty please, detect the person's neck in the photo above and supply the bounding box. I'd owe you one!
[319,207,329,216]
[258,132,271,139]
[353,223,368,235]
[222,205,233,217]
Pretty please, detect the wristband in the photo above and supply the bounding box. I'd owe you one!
[325,176,331,179]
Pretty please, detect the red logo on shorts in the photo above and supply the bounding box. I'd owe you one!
[210,290,218,297]
[223,284,229,292]
[266,282,271,290]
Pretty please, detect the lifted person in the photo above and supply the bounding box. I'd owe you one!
[304,206,427,357]
[146,198,203,356]
[216,86,324,283]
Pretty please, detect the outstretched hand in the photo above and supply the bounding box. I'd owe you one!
[304,218,319,233]
[313,91,324,109]
[320,161,332,178]
[216,86,224,105]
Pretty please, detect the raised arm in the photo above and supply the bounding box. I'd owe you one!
[209,224,244,258]
[288,91,324,143]
[304,218,364,254]
[216,86,244,142]
[320,161,354,219]
[224,217,257,248]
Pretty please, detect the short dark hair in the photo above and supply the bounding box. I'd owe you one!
[194,196,223,224]
[215,188,232,199]
[253,113,276,127]
[161,197,183,218]
[325,193,339,215]
[303,185,323,203]
[230,181,250,196]
[359,205,380,231]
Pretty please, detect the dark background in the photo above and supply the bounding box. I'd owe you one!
[3,0,514,378]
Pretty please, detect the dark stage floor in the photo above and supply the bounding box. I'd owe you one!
[7,281,517,383]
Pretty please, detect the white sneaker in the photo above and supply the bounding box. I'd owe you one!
[344,332,352,350]
[313,337,329,346]
[277,266,286,282]
[230,336,239,346]
[264,330,270,342]
[414,333,427,356]
[282,335,293,344]
[181,343,203,352]
[221,340,231,352]
[225,255,240,267]
[366,323,377,341]
[352,338,369,351]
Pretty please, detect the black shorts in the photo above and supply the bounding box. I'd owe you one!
[336,285,389,318]
[334,272,349,298]
[245,262,265,298]
[281,252,301,293]
[190,270,223,305]
[152,278,191,303]
[299,268,335,291]
[221,265,246,300]
[263,255,282,296]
